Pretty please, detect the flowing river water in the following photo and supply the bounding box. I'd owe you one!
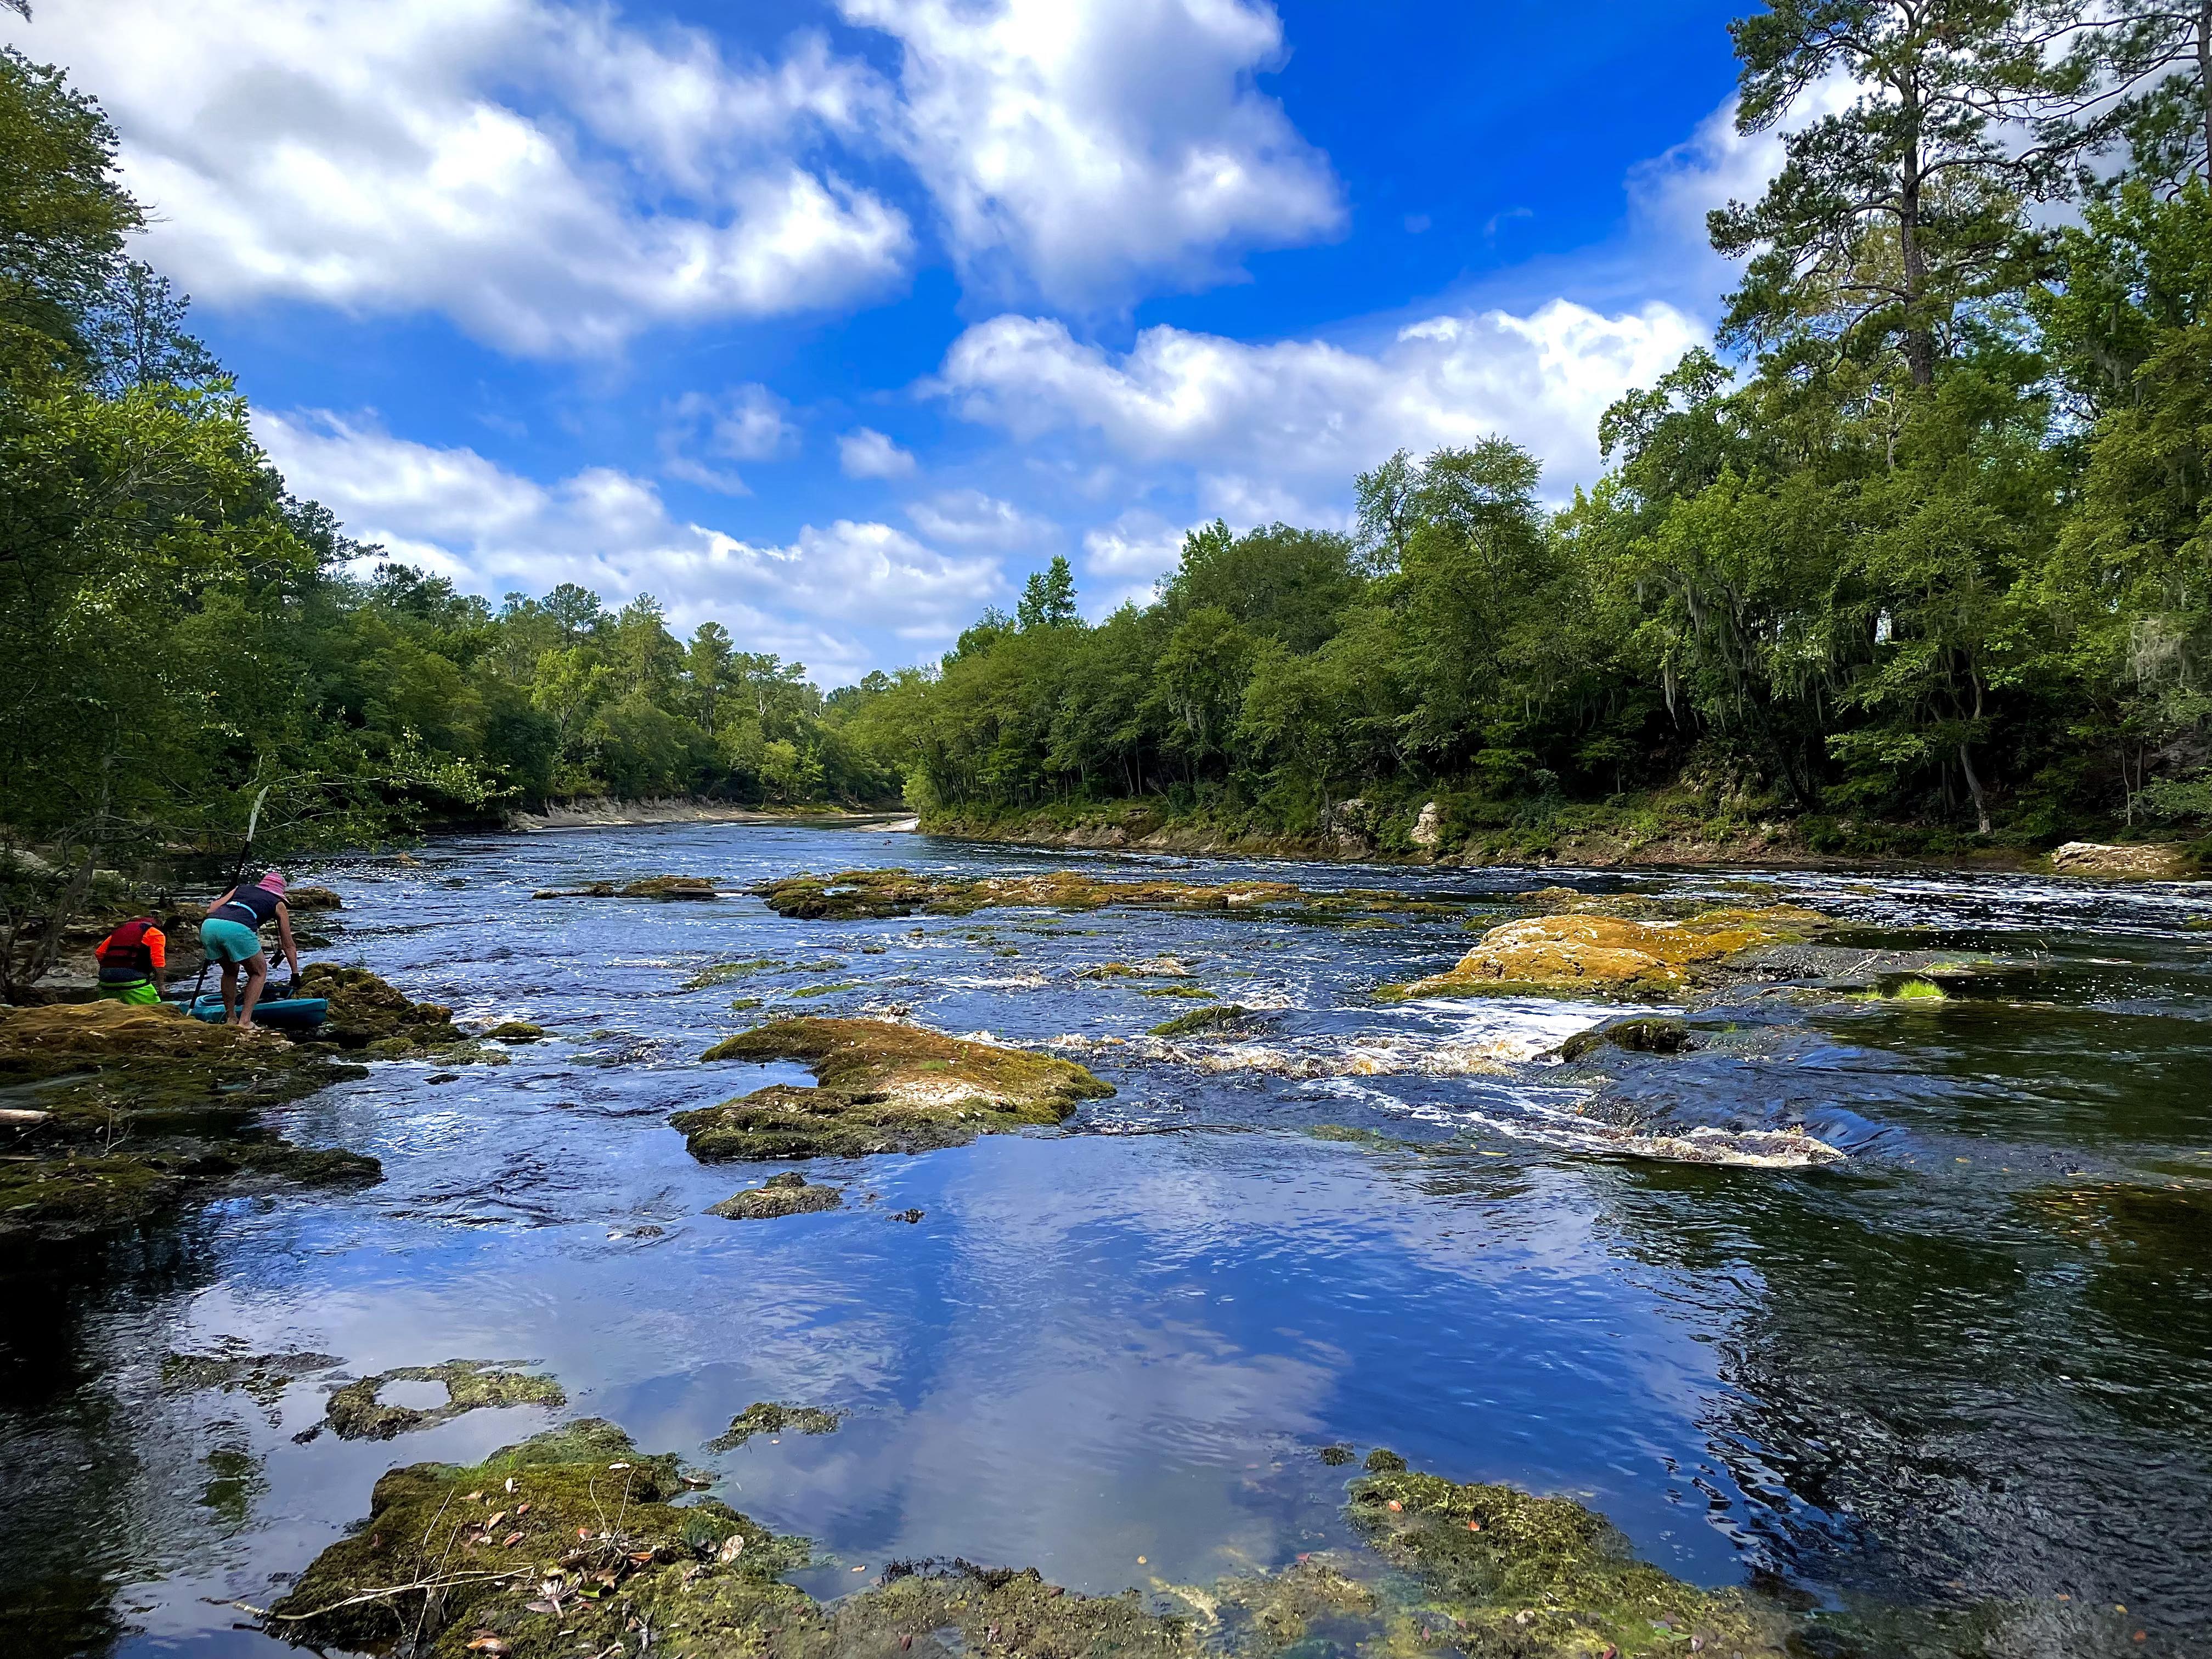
[4,824,2210,1658]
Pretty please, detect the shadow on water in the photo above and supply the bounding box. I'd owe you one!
[0,825,2207,1656]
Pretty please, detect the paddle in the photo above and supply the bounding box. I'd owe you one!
[184,783,272,1010]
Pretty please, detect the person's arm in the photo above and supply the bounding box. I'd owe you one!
[207,887,236,918]
[276,903,299,977]
[148,927,167,994]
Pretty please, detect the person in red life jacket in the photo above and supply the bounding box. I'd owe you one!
[198,872,300,1030]
[93,916,168,1006]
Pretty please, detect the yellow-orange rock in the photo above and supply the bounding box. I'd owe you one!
[1389,906,1827,999]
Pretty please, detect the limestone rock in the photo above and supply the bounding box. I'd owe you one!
[2051,842,2191,877]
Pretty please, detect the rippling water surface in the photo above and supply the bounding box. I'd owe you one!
[4,825,2210,1657]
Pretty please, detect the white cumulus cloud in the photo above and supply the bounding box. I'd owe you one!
[906,489,1053,550]
[840,0,1342,306]
[1080,511,1190,614]
[930,300,1707,516]
[838,426,919,479]
[256,409,1001,678]
[8,0,912,356]
[661,384,800,494]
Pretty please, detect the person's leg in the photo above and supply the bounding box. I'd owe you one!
[221,961,240,1023]
[238,953,269,1028]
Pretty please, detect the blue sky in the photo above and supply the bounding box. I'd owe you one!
[6,0,1785,686]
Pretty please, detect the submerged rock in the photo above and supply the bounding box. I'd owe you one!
[324,1359,566,1441]
[708,1171,843,1220]
[674,1018,1113,1161]
[162,1348,343,1403]
[707,1401,845,1451]
[267,1423,1792,1659]
[1387,905,1830,1001]
[1347,1465,1790,1656]
[1556,1017,1697,1062]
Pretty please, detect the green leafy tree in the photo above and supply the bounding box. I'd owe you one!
[1017,555,1079,630]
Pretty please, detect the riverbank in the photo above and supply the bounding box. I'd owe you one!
[919,795,2210,879]
[507,798,915,833]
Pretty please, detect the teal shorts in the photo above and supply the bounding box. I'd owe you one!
[200,917,265,964]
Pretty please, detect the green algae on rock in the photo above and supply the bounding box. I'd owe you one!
[675,1018,1113,1161]
[1346,1465,1790,1657]
[707,1171,843,1220]
[0,1000,376,1241]
[162,1348,343,1404]
[324,1360,567,1441]
[268,1423,1793,1659]
[681,957,784,989]
[1149,1005,1254,1037]
[707,1400,846,1451]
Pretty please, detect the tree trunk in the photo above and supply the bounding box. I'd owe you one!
[1899,84,1935,386]
[2199,0,2211,184]
[1957,742,1993,836]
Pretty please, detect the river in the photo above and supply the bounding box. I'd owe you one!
[3,823,2208,1657]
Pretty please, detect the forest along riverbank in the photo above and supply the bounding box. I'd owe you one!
[2,822,2209,1659]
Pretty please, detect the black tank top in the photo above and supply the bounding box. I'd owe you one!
[217,885,281,927]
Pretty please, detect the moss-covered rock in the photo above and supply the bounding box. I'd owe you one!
[707,1401,845,1451]
[324,1360,567,1441]
[295,964,459,1046]
[1556,1017,1697,1062]
[1386,906,1831,1001]
[483,1021,547,1043]
[682,957,783,990]
[284,885,346,912]
[751,868,1469,923]
[1148,1005,1254,1037]
[532,876,720,901]
[707,1172,843,1220]
[266,1426,1793,1659]
[673,1018,1113,1161]
[1346,1466,1790,1657]
[0,1001,375,1240]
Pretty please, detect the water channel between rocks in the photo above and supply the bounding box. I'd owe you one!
[4,823,2210,1658]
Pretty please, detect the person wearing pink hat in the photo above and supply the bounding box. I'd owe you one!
[199,871,301,1030]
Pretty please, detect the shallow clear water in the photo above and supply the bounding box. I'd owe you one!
[4,825,2210,1657]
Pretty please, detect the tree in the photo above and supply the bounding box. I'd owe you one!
[686,621,734,734]
[2045,1,2212,189]
[1017,555,1079,630]
[0,47,139,373]
[1712,1,2055,385]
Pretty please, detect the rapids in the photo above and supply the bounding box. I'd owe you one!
[3,823,2208,1656]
